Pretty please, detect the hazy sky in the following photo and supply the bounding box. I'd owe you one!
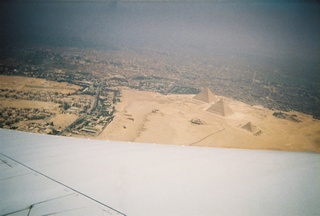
[1,1,319,60]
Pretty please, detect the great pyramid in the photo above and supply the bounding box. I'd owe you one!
[193,88,217,103]
[206,99,233,116]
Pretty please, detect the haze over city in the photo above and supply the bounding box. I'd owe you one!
[2,1,319,59]
[0,1,319,151]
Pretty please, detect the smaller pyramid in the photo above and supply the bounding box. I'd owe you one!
[241,122,262,136]
[193,88,217,103]
[241,122,255,132]
[206,99,233,116]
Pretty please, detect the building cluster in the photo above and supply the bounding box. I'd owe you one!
[0,84,119,136]
[1,89,64,102]
[0,44,319,125]
[62,90,118,137]
[0,107,54,131]
[23,121,56,135]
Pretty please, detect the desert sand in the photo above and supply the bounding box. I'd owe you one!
[98,88,320,152]
[0,97,59,110]
[0,75,81,94]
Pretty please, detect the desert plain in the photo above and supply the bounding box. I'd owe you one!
[99,88,320,152]
[1,76,319,153]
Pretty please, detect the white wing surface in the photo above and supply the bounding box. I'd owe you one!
[0,129,319,215]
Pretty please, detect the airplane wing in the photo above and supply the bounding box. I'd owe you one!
[0,129,319,215]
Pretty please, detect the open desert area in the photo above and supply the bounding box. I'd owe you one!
[0,75,81,94]
[98,88,320,153]
[1,76,319,153]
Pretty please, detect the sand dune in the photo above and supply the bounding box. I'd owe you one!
[98,88,320,153]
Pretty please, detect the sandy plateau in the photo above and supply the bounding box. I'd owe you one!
[98,88,320,153]
[0,76,81,94]
[1,74,319,153]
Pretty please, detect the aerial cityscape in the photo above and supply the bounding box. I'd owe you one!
[1,1,320,215]
[0,1,319,152]
[0,44,319,152]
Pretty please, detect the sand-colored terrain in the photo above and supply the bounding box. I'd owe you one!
[0,97,59,110]
[1,75,319,152]
[0,75,81,94]
[98,88,320,153]
[45,113,78,130]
